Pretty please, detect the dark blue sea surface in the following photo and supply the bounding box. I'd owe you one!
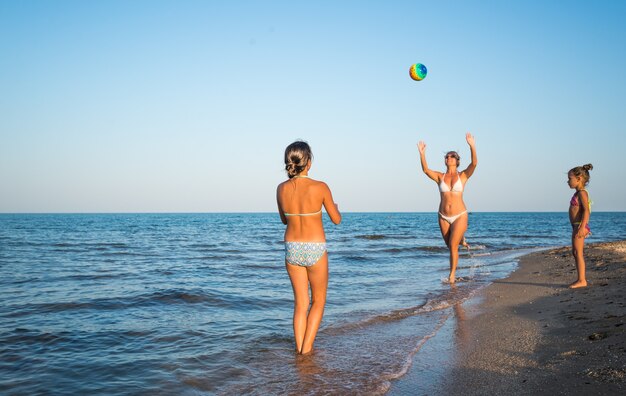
[1,212,625,395]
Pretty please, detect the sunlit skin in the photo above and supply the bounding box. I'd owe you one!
[568,172,590,288]
[418,133,477,284]
[277,161,341,354]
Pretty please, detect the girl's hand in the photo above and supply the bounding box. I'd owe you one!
[417,141,426,155]
[576,226,589,239]
[466,132,475,147]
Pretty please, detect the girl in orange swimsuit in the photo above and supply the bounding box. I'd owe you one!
[417,133,478,284]
[276,141,341,354]
[567,163,593,289]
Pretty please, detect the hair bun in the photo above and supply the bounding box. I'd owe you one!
[284,140,313,178]
[289,155,302,165]
[583,164,593,171]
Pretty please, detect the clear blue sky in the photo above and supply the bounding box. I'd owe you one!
[1,0,625,213]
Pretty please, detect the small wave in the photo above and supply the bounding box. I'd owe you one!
[441,275,475,284]
[509,235,550,239]
[100,251,145,257]
[188,255,234,261]
[379,313,450,387]
[95,243,129,248]
[382,246,448,253]
[52,242,75,248]
[343,255,369,262]
[2,328,69,346]
[5,289,284,317]
[186,243,218,249]
[324,284,480,336]
[355,235,387,240]
[240,263,281,270]
[243,331,294,347]
[464,251,492,257]
[66,273,127,281]
[466,244,487,250]
[380,244,488,254]
[150,290,216,304]
[51,242,130,249]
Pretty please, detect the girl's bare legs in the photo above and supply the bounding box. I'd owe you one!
[285,252,328,354]
[439,214,468,283]
[570,231,588,288]
[286,262,309,352]
[301,253,328,354]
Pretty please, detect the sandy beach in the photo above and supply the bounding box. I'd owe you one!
[390,240,626,395]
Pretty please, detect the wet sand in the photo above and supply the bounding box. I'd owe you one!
[389,240,626,395]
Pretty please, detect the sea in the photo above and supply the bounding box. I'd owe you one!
[1,212,625,395]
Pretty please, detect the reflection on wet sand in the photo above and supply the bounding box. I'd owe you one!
[449,284,470,349]
[293,350,325,393]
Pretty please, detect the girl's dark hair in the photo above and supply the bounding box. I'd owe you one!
[284,140,313,178]
[569,163,593,185]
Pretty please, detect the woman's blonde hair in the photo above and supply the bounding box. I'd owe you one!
[284,140,313,178]
[569,163,593,185]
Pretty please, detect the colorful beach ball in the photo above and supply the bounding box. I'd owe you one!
[409,63,428,81]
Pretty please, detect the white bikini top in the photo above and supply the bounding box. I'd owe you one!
[439,173,463,193]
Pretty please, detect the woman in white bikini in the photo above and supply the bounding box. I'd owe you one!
[417,133,477,283]
[277,140,341,354]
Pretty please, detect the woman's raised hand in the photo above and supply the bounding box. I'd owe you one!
[465,132,475,147]
[417,141,427,155]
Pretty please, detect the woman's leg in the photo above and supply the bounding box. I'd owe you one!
[447,214,468,283]
[300,252,328,354]
[570,231,587,288]
[438,216,451,247]
[286,262,311,353]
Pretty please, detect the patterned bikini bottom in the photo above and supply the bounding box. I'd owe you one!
[285,242,327,267]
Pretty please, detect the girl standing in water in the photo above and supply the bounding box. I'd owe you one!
[277,141,341,354]
[567,164,593,289]
[417,133,477,283]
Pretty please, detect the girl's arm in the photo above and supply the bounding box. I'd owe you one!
[462,132,478,179]
[577,190,591,238]
[276,186,287,225]
[322,183,341,225]
[417,141,440,183]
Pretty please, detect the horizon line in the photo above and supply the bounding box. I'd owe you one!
[1,211,625,215]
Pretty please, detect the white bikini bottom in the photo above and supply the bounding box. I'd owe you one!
[438,210,467,224]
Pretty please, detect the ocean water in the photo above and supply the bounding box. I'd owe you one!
[1,212,625,395]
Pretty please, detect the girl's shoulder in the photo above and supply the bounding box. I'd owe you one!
[277,178,327,189]
[307,178,330,191]
[277,179,292,192]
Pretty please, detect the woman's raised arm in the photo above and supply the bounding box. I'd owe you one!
[462,133,478,179]
[418,141,440,182]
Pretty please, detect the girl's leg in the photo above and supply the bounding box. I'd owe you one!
[300,252,329,354]
[447,214,468,283]
[286,262,311,352]
[570,232,587,288]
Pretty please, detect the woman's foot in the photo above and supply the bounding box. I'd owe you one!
[569,280,588,289]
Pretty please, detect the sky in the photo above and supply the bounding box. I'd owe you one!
[1,0,625,213]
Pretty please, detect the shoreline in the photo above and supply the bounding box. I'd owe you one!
[389,240,626,395]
